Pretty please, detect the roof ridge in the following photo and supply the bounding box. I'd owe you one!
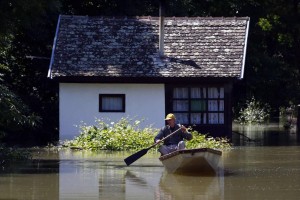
[60,15,249,21]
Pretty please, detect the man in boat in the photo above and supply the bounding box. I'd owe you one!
[154,113,193,155]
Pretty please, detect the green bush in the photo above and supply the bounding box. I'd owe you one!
[63,117,157,151]
[234,97,270,124]
[186,130,231,150]
[63,118,231,151]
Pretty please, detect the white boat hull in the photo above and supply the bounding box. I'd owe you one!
[159,148,222,175]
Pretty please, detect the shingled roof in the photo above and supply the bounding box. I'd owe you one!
[48,15,249,82]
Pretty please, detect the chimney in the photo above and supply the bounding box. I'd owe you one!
[159,0,165,57]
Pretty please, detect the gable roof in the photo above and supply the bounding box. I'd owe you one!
[48,15,249,82]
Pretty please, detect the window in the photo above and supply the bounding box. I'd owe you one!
[99,94,125,112]
[171,87,225,124]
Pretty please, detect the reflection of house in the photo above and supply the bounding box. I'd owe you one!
[48,15,250,140]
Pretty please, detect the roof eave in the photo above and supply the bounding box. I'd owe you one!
[239,18,250,80]
[51,76,238,84]
[47,15,62,79]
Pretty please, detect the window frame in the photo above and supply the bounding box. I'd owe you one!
[99,94,126,112]
[169,86,225,125]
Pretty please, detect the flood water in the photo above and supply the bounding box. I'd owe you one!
[1,124,300,200]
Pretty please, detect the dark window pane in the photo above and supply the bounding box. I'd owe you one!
[99,94,125,112]
[191,100,207,111]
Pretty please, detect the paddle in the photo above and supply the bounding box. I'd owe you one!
[124,126,182,166]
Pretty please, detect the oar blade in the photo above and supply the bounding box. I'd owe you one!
[124,148,149,166]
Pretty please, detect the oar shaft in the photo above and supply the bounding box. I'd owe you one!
[149,126,182,149]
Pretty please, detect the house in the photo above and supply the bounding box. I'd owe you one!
[48,15,250,140]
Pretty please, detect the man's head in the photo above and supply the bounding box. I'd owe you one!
[165,113,176,127]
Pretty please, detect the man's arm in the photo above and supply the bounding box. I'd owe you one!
[154,128,165,143]
[180,125,193,140]
[184,132,193,140]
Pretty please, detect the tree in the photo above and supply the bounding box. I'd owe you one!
[0,0,61,144]
[235,0,300,111]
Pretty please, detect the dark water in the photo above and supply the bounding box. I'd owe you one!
[232,123,300,146]
[1,124,300,200]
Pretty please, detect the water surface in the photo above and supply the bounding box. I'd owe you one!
[1,124,300,200]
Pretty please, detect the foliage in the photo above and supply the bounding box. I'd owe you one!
[63,117,157,151]
[234,97,271,124]
[60,0,158,16]
[234,0,300,110]
[186,130,232,150]
[63,118,231,151]
[0,62,42,136]
[0,0,60,144]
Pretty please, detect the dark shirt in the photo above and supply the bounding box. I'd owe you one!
[154,124,193,146]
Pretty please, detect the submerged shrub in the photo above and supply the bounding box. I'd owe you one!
[63,117,157,151]
[63,118,231,151]
[186,130,231,150]
[234,97,270,124]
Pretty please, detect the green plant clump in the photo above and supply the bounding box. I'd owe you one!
[63,117,157,151]
[186,130,231,150]
[235,97,271,124]
[63,118,231,151]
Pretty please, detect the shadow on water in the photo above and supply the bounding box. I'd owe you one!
[125,170,149,187]
[0,160,59,174]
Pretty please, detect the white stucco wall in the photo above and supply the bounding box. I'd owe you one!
[59,83,165,141]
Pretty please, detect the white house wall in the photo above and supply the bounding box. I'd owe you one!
[59,83,165,140]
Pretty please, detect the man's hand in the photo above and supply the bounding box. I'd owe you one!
[180,125,187,133]
[155,139,162,144]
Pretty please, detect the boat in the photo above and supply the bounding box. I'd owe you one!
[159,148,222,175]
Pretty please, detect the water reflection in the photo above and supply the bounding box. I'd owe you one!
[158,172,224,199]
[58,150,126,200]
[56,150,227,200]
[232,123,300,146]
[123,167,225,200]
[0,151,59,200]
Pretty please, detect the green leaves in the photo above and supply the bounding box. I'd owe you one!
[186,129,231,150]
[0,84,42,133]
[0,0,60,143]
[258,18,273,31]
[258,15,280,32]
[63,117,157,151]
